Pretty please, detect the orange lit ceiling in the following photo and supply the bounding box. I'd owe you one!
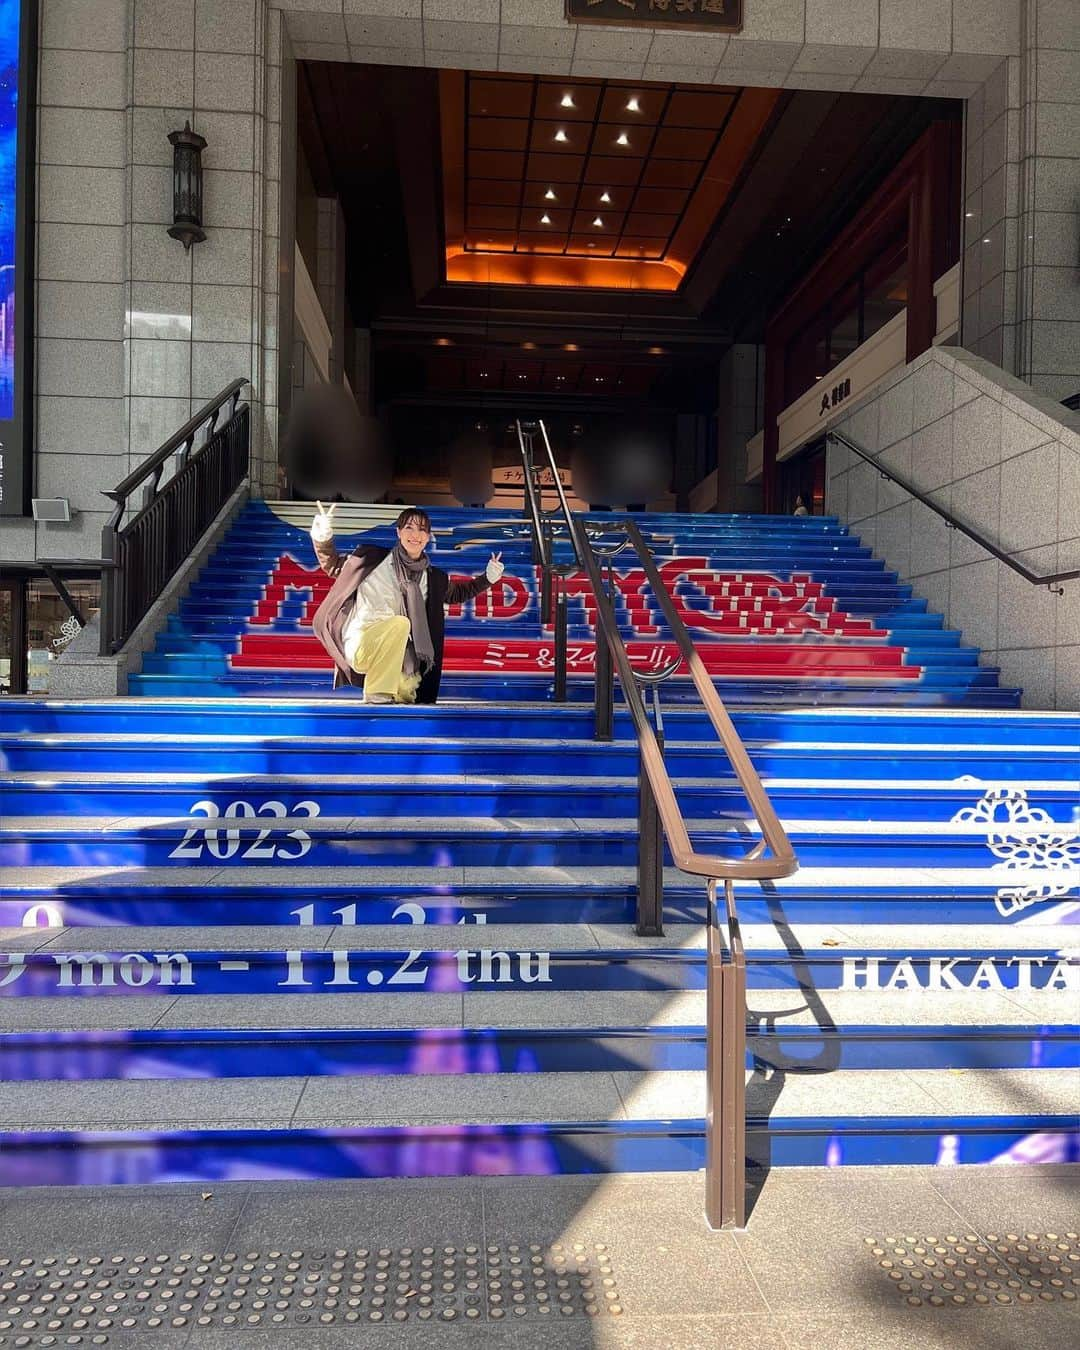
[440,72,779,293]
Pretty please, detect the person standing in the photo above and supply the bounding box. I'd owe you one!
[309,504,503,704]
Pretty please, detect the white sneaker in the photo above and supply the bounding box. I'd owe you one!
[363,691,394,705]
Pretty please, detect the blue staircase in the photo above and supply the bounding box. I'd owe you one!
[0,503,1076,1188]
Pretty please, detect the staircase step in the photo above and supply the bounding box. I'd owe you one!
[4,773,1076,822]
[11,700,1067,742]
[5,813,1074,869]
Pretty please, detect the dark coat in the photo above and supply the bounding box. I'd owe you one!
[311,538,492,703]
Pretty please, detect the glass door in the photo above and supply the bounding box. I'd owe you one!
[0,577,27,695]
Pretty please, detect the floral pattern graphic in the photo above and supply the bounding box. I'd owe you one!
[951,786,1080,919]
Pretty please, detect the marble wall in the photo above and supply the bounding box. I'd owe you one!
[828,346,1080,709]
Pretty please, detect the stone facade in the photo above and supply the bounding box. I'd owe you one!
[828,346,1080,709]
[8,0,1076,579]
[963,2,1080,401]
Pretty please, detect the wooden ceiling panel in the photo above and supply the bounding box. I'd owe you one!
[523,182,571,208]
[639,158,701,188]
[593,125,649,157]
[516,231,571,253]
[463,231,517,251]
[625,211,681,236]
[534,81,601,121]
[582,155,644,186]
[615,237,668,258]
[526,206,572,230]
[526,152,587,183]
[444,71,781,291]
[665,90,735,127]
[652,126,716,160]
[531,120,590,154]
[578,183,634,211]
[470,179,522,206]
[598,86,666,123]
[469,78,531,117]
[568,234,618,256]
[572,208,626,233]
[632,185,688,213]
[471,119,529,152]
[466,204,521,230]
[469,149,526,179]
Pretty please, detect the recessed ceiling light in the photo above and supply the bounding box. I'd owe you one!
[647,346,664,355]
[599,191,611,203]
[616,132,630,146]
[626,96,641,112]
[554,129,569,143]
[434,338,453,347]
[560,93,575,108]
[545,188,557,200]
[522,341,536,350]
[592,216,603,227]
[564,343,579,351]
[540,214,552,224]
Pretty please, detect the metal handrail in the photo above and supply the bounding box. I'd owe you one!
[514,420,552,574]
[828,430,1079,592]
[100,380,250,654]
[522,418,798,1230]
[106,378,248,506]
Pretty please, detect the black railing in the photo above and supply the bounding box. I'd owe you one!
[100,380,249,654]
[828,429,1079,593]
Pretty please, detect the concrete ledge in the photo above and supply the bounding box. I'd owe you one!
[51,480,251,698]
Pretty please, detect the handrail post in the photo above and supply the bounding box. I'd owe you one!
[636,681,664,935]
[98,501,123,656]
[593,560,614,741]
[637,763,664,937]
[705,879,747,1231]
[553,576,568,702]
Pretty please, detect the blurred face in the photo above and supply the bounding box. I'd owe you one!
[397,517,430,559]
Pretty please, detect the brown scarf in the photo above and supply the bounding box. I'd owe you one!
[391,545,434,674]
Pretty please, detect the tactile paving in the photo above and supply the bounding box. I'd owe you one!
[0,1241,622,1342]
[866,1230,1080,1309]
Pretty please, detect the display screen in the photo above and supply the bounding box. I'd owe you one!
[0,0,32,515]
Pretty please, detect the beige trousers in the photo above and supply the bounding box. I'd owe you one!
[348,616,421,703]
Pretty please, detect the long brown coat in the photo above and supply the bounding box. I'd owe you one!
[311,536,492,703]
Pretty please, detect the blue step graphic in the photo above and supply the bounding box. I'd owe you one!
[0,501,1076,1187]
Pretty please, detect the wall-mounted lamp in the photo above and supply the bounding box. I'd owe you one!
[167,121,207,250]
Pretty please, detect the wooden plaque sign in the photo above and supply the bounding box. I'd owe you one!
[565,0,744,33]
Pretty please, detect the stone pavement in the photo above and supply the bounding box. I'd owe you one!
[0,1164,1076,1349]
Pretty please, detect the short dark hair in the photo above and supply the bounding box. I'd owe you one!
[395,507,431,533]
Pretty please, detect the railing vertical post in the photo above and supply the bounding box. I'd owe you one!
[705,879,747,1231]
[540,564,552,625]
[636,750,664,936]
[553,577,568,703]
[593,559,615,740]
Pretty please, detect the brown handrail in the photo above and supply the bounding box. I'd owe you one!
[527,419,798,1229]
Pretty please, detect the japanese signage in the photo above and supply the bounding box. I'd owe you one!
[566,0,744,31]
[819,376,851,417]
[491,465,571,487]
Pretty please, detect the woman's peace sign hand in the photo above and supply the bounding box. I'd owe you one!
[311,500,337,543]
